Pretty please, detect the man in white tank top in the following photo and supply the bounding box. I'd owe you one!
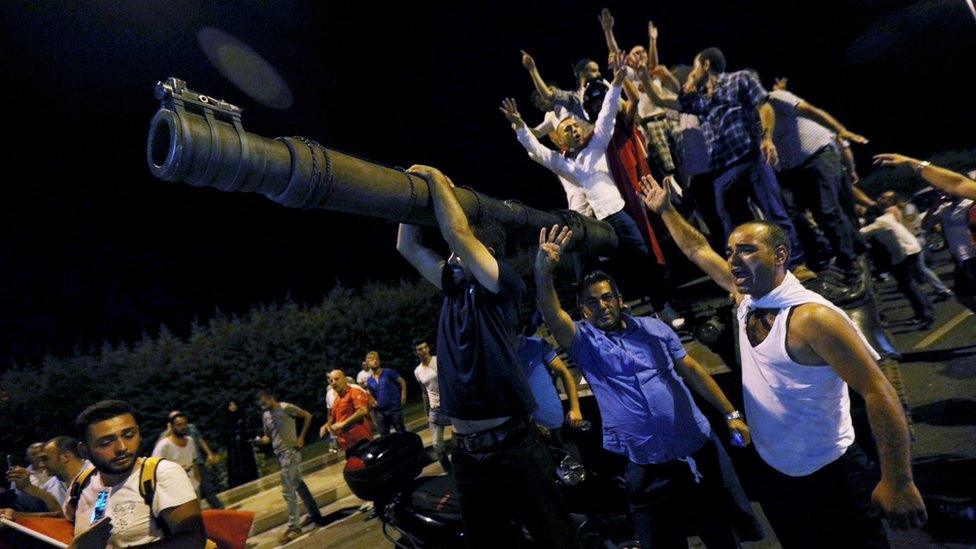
[641,175,926,546]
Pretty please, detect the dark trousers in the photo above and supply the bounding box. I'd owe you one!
[376,408,407,435]
[604,209,651,258]
[625,439,739,548]
[453,423,581,548]
[198,462,224,509]
[891,254,934,321]
[713,153,805,268]
[757,443,888,548]
[778,146,859,272]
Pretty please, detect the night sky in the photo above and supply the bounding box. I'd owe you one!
[2,0,974,366]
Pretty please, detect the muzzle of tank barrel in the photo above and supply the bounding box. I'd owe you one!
[146,77,617,256]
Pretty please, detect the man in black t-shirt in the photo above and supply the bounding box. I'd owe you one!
[397,165,580,548]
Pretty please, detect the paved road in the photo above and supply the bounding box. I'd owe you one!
[276,254,976,548]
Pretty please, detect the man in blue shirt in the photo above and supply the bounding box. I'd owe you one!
[364,351,408,435]
[535,225,756,548]
[515,334,584,449]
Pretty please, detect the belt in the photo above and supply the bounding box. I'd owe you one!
[455,416,530,453]
[640,112,668,125]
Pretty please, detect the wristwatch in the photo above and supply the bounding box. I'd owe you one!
[724,410,742,422]
[915,160,930,175]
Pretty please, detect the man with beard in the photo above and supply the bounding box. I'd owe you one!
[69,400,205,548]
[397,165,581,548]
[152,412,201,494]
[534,227,756,548]
[640,175,926,546]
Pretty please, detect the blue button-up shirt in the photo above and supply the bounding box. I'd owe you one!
[679,70,768,171]
[570,314,711,464]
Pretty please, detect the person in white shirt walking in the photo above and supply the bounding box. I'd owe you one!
[412,340,451,470]
[152,412,201,493]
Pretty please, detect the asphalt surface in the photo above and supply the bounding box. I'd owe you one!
[278,251,976,548]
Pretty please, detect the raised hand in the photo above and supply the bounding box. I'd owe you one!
[609,52,628,85]
[639,174,672,214]
[536,224,573,274]
[520,50,536,71]
[873,153,916,169]
[599,7,614,31]
[499,98,525,128]
[648,20,659,41]
[839,130,869,145]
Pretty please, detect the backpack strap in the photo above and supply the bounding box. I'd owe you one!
[65,466,97,522]
[138,457,163,508]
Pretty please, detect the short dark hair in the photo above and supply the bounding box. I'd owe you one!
[578,270,621,303]
[697,47,726,74]
[738,221,791,254]
[75,400,137,442]
[167,411,188,425]
[413,339,428,348]
[472,222,506,258]
[573,58,595,78]
[47,436,81,458]
[255,388,276,400]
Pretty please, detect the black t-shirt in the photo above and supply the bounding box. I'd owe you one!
[436,261,538,420]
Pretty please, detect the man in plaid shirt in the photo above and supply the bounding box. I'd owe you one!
[646,48,811,277]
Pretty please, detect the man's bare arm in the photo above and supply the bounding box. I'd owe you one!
[521,50,555,102]
[758,102,779,167]
[795,101,867,144]
[547,355,583,427]
[637,66,681,111]
[639,176,737,294]
[139,500,207,548]
[534,226,578,350]
[397,223,446,289]
[599,8,621,55]
[794,304,926,529]
[674,354,751,445]
[874,154,976,200]
[408,165,501,292]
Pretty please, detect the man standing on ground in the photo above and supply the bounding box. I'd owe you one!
[364,351,408,435]
[535,228,756,547]
[642,175,926,546]
[325,370,373,453]
[397,164,581,548]
[413,340,451,469]
[68,400,206,548]
[255,389,324,543]
[152,412,201,494]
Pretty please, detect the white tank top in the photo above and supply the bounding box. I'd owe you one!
[738,304,854,476]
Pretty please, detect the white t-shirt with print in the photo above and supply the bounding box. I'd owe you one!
[73,459,197,547]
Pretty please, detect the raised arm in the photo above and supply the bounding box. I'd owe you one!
[397,223,446,289]
[640,175,738,295]
[874,154,976,200]
[586,65,627,152]
[795,101,868,144]
[598,8,621,55]
[546,355,584,427]
[533,225,578,350]
[792,304,926,529]
[647,21,659,70]
[521,50,555,103]
[637,66,681,111]
[502,98,576,180]
[407,165,502,292]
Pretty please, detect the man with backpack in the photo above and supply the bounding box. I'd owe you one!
[68,399,206,548]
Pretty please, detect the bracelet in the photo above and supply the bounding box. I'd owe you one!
[724,410,742,422]
[915,160,930,175]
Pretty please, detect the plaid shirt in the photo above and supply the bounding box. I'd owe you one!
[679,70,768,171]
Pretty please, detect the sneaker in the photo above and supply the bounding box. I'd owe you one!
[792,264,818,283]
[935,290,954,302]
[278,527,302,544]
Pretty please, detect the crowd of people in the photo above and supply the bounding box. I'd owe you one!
[3,6,975,549]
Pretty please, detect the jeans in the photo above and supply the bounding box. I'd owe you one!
[914,248,949,294]
[624,438,740,548]
[778,146,858,272]
[428,406,448,456]
[197,461,224,509]
[376,408,407,435]
[756,443,888,548]
[453,421,581,548]
[604,209,651,258]
[277,448,322,529]
[713,153,805,268]
[892,254,934,321]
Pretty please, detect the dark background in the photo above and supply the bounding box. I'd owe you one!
[1,0,974,366]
